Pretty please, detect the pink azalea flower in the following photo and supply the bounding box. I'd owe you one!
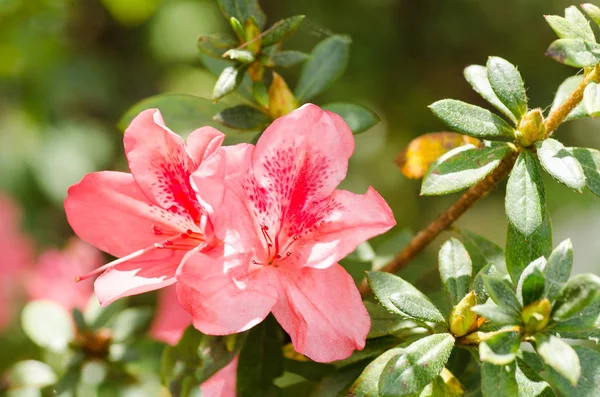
[64,109,224,305]
[150,286,236,397]
[176,104,396,362]
[26,238,102,311]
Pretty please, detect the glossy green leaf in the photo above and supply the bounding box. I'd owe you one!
[456,229,505,275]
[536,334,580,386]
[546,39,600,68]
[464,64,517,124]
[515,358,557,397]
[547,296,600,339]
[506,150,546,237]
[569,147,600,196]
[365,301,417,339]
[217,0,266,29]
[472,301,521,325]
[506,209,552,284]
[266,51,310,68]
[583,82,600,117]
[378,334,455,397]
[223,49,255,63]
[481,361,518,397]
[536,138,586,191]
[322,102,380,135]
[487,56,528,120]
[517,257,547,306]
[479,330,521,365]
[552,273,600,320]
[421,142,511,195]
[197,33,238,58]
[545,6,595,41]
[109,307,153,343]
[482,275,522,315]
[295,35,351,101]
[336,336,403,369]
[429,99,515,140]
[366,272,446,324]
[5,361,57,389]
[213,65,247,101]
[214,105,269,130]
[348,348,403,397]
[544,239,573,300]
[551,76,588,121]
[22,300,74,352]
[545,346,600,396]
[237,316,284,397]
[438,238,473,305]
[473,264,499,304]
[582,3,600,27]
[261,15,305,47]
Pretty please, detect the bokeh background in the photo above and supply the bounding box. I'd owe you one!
[1,0,599,377]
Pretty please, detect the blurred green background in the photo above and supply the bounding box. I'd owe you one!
[1,0,599,306]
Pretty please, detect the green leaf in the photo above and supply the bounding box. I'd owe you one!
[217,0,266,29]
[551,76,588,121]
[506,209,552,284]
[583,82,600,117]
[569,147,600,196]
[545,346,600,396]
[505,150,546,237]
[545,6,595,41]
[335,336,403,368]
[5,360,57,389]
[536,334,580,386]
[365,301,416,339]
[428,99,515,140]
[464,64,518,124]
[455,229,505,275]
[378,334,455,397]
[515,358,557,397]
[482,275,522,315]
[438,238,473,305]
[261,16,305,47]
[348,348,403,397]
[322,102,380,135]
[237,316,284,397]
[582,3,600,27]
[547,296,600,339]
[481,361,518,397]
[295,35,351,101]
[472,301,521,325]
[118,94,231,137]
[536,138,586,191]
[421,142,511,195]
[311,363,366,397]
[552,274,600,321]
[214,105,269,130]
[108,307,153,343]
[473,264,500,304]
[22,300,74,352]
[267,51,310,68]
[546,39,600,68]
[486,56,528,121]
[479,330,521,365]
[544,239,573,301]
[252,81,269,108]
[197,33,238,58]
[516,257,547,306]
[366,272,446,324]
[213,65,247,101]
[223,49,255,63]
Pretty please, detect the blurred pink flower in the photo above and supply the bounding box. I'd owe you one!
[26,238,102,311]
[65,109,224,305]
[177,104,396,362]
[0,194,33,331]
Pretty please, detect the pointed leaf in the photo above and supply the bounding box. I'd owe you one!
[582,3,600,27]
[569,147,600,196]
[536,334,580,386]
[197,34,238,58]
[544,239,573,300]
[487,56,528,120]
[545,346,600,396]
[515,358,557,397]
[214,105,270,130]
[506,150,546,236]
[479,330,521,365]
[322,102,380,135]
[482,275,522,315]
[456,229,505,275]
[22,300,74,352]
[546,38,600,68]
[551,76,588,121]
[349,348,404,397]
[365,301,416,339]
[421,142,511,195]
[438,238,473,305]
[545,6,595,41]
[366,272,446,324]
[213,65,247,101]
[473,264,500,304]
[261,15,305,47]
[552,273,600,321]
[464,64,517,124]
[429,99,515,140]
[516,257,547,306]
[217,0,266,29]
[378,334,455,397]
[536,138,586,191]
[267,51,310,68]
[584,82,600,117]
[472,301,520,325]
[547,296,600,339]
[481,361,518,397]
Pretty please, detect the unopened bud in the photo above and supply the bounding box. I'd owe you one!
[268,72,298,119]
[522,298,551,333]
[449,291,479,337]
[515,108,546,147]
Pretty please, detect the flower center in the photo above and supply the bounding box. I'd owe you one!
[252,225,298,267]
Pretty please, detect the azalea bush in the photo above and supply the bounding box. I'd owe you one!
[2,1,600,397]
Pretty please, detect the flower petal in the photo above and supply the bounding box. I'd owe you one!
[271,263,370,362]
[123,109,202,223]
[150,285,192,345]
[200,356,238,397]
[176,249,278,335]
[186,126,225,163]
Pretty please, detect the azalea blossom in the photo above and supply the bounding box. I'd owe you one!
[150,286,236,397]
[64,109,224,305]
[177,104,396,362]
[26,238,102,311]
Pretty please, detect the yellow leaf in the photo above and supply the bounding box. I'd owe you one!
[268,72,298,119]
[396,132,480,179]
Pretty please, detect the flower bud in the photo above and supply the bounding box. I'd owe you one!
[515,108,546,147]
[449,291,479,337]
[268,72,298,119]
[522,298,551,333]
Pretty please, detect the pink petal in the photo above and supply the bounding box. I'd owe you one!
[200,356,238,397]
[176,249,278,335]
[271,263,370,362]
[150,285,192,345]
[123,109,202,223]
[186,126,225,164]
